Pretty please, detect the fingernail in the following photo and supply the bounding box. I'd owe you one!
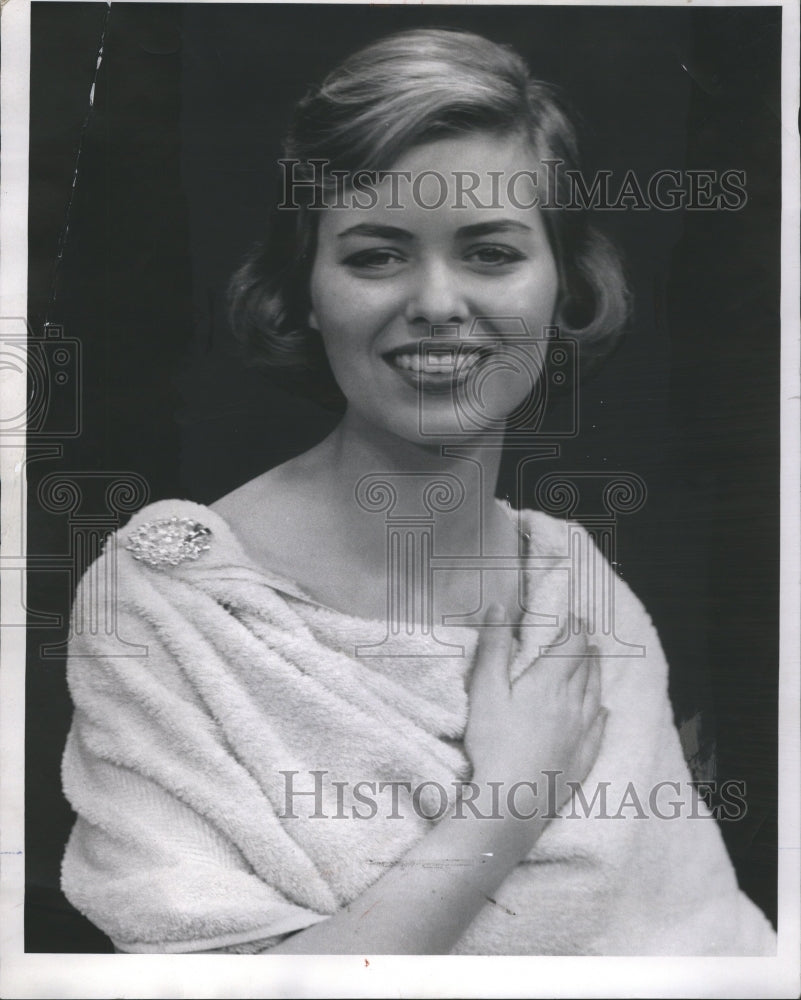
[487,602,506,624]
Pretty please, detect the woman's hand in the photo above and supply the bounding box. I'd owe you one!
[465,603,607,821]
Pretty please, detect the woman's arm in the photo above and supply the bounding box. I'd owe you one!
[270,795,541,954]
[63,533,603,955]
[270,606,606,954]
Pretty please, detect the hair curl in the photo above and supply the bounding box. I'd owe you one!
[228,28,630,407]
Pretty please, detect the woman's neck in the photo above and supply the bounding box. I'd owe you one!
[306,409,512,559]
[213,408,526,622]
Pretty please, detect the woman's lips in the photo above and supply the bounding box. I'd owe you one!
[382,344,488,392]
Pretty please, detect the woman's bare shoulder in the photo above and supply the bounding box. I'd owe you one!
[210,463,301,543]
[207,453,334,585]
[209,468,285,530]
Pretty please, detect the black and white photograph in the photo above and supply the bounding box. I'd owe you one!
[1,1,799,996]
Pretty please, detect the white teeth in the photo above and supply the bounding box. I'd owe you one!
[388,349,485,376]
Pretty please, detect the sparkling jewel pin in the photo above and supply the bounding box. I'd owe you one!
[125,516,212,569]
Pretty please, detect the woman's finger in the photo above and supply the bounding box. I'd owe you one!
[573,706,609,783]
[537,619,588,685]
[566,657,590,701]
[582,652,602,725]
[469,602,514,699]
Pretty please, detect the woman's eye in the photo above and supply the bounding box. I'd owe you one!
[467,245,526,266]
[343,249,405,270]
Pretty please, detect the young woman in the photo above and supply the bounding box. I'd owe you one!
[60,28,776,955]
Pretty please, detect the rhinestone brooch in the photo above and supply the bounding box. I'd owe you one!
[125,516,212,569]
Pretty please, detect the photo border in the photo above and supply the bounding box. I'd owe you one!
[2,1,798,996]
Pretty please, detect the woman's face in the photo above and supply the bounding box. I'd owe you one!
[308,132,560,444]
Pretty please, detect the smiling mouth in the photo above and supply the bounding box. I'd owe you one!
[382,344,491,391]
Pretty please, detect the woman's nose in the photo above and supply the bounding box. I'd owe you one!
[404,259,468,326]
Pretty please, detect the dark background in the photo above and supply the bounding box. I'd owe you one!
[26,3,781,951]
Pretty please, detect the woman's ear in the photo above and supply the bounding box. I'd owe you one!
[308,307,319,331]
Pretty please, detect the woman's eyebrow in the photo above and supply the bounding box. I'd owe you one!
[456,221,533,238]
[337,223,413,240]
[336,220,534,241]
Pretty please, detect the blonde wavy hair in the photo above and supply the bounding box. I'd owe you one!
[228,28,630,407]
